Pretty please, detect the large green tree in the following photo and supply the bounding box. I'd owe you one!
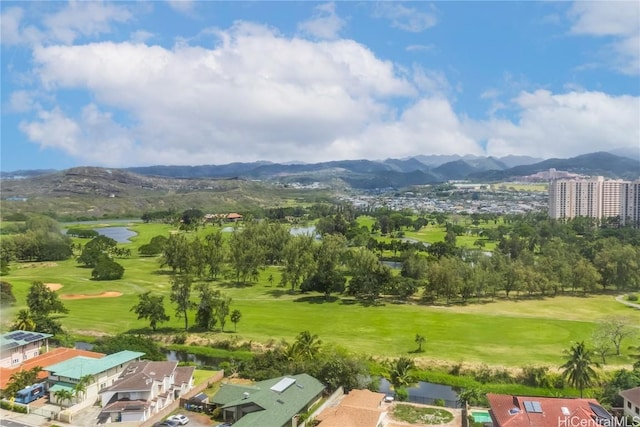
[130,292,170,331]
[170,274,195,331]
[280,234,316,292]
[228,224,266,285]
[27,281,68,317]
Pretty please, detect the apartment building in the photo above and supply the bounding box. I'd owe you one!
[549,175,640,226]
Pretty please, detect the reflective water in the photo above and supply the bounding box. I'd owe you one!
[93,226,137,243]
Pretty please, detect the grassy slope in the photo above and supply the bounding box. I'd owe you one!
[2,222,639,369]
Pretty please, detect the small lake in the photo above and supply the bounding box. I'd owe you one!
[381,261,402,269]
[379,378,460,408]
[165,350,226,368]
[94,226,137,243]
[221,225,319,239]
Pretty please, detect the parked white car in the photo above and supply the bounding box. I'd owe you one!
[167,414,189,425]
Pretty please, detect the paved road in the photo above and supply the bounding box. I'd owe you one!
[0,420,35,427]
[615,295,640,310]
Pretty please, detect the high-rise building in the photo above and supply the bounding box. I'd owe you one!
[620,180,640,228]
[548,174,639,227]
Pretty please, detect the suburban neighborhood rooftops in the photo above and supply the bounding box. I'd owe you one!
[0,331,52,352]
[46,350,144,380]
[101,360,178,392]
[487,393,612,427]
[620,387,640,406]
[0,347,104,389]
[212,373,325,427]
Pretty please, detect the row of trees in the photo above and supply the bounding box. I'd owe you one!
[131,277,241,332]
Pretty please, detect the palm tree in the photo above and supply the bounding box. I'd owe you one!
[560,341,597,398]
[293,331,322,360]
[12,309,36,331]
[415,334,426,352]
[54,389,75,407]
[386,357,417,391]
[73,375,93,401]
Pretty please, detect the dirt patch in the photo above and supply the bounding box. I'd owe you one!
[45,283,63,291]
[60,291,122,300]
[18,262,59,269]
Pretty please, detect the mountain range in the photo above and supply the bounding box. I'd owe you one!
[1,151,638,192]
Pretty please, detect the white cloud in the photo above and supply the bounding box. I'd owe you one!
[43,1,132,44]
[20,104,137,166]
[7,90,40,113]
[130,30,154,44]
[167,0,195,15]
[0,1,132,46]
[405,44,435,52]
[23,23,428,165]
[0,7,44,46]
[568,1,640,75]
[471,90,640,158]
[480,88,501,100]
[17,19,639,166]
[298,2,346,40]
[373,2,437,33]
[412,66,451,96]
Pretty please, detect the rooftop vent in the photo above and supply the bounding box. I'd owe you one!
[509,407,520,415]
[561,407,570,416]
[242,392,250,399]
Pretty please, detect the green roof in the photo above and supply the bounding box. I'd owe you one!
[46,350,144,380]
[212,374,325,427]
[49,382,75,393]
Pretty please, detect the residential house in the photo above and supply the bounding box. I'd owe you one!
[46,350,144,409]
[620,387,640,419]
[316,389,387,427]
[211,373,325,427]
[0,331,52,368]
[98,360,195,423]
[487,393,614,427]
[0,347,104,390]
[226,213,243,222]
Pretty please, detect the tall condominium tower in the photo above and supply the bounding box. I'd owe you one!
[548,175,639,227]
[620,180,640,228]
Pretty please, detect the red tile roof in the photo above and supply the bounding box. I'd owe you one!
[487,393,611,427]
[0,347,104,389]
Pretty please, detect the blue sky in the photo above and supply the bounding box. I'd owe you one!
[1,1,639,171]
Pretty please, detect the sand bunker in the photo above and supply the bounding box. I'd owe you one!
[45,283,63,291]
[60,291,122,300]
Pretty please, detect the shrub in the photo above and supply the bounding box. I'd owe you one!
[434,398,446,407]
[395,387,409,401]
[173,333,187,344]
[627,294,638,302]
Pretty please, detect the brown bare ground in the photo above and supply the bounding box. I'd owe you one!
[45,283,63,291]
[60,291,122,300]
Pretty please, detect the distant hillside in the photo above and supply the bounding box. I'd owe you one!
[2,152,636,198]
[0,166,326,219]
[469,152,640,181]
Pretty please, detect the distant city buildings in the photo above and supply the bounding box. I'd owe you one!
[548,171,640,227]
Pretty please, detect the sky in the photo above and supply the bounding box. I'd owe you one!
[1,1,639,171]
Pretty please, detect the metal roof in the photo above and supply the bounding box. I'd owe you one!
[0,331,52,352]
[46,350,144,380]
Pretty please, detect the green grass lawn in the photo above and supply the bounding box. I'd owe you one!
[3,222,639,369]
